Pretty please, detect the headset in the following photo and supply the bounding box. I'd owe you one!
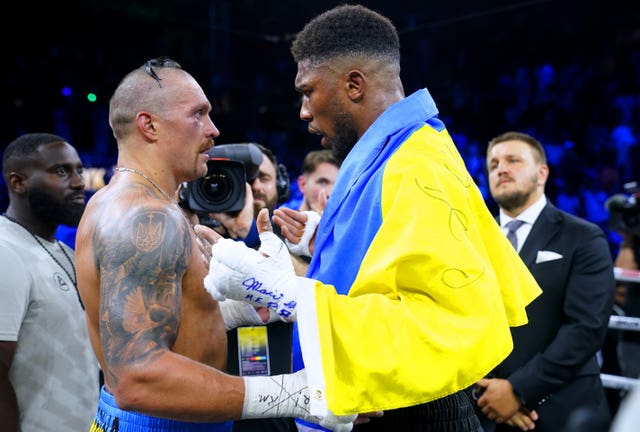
[276,163,291,204]
[246,142,290,205]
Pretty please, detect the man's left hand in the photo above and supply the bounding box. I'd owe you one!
[476,377,522,423]
[202,209,305,321]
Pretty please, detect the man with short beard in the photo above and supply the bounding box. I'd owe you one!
[251,145,283,218]
[200,5,542,432]
[0,133,100,431]
[210,144,287,246]
[474,131,614,431]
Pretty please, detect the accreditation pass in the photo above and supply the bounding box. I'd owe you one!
[237,326,271,376]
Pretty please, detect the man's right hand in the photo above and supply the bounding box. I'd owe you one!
[242,369,357,431]
[504,407,538,431]
[273,207,321,257]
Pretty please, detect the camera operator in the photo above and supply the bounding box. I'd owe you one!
[209,144,286,246]
[606,184,640,382]
[613,231,640,380]
[201,143,297,432]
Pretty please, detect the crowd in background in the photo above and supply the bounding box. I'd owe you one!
[0,1,639,312]
[2,1,640,429]
[2,1,640,258]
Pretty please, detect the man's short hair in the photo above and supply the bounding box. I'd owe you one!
[301,149,339,176]
[108,57,184,140]
[291,4,400,67]
[2,133,67,179]
[487,131,547,165]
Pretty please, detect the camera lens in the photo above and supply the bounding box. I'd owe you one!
[200,170,233,203]
[185,160,247,213]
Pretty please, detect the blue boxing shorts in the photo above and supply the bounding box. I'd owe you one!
[90,386,233,432]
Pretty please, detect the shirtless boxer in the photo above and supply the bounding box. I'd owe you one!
[75,56,355,432]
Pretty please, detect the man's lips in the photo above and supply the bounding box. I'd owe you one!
[307,126,322,136]
[308,127,330,148]
[69,194,86,204]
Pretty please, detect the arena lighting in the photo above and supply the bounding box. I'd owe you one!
[86,92,97,102]
[61,86,72,97]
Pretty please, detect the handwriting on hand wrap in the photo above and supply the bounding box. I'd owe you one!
[254,375,311,416]
[241,277,297,319]
[242,277,284,300]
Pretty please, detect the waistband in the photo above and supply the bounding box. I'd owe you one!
[92,386,232,432]
[295,388,481,431]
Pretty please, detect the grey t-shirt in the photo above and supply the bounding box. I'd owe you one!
[0,218,99,431]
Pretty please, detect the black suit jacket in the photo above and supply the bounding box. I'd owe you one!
[491,203,615,431]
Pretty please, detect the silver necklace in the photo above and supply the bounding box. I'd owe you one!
[2,213,83,308]
[115,166,196,230]
[115,167,175,202]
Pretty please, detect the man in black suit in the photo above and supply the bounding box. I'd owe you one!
[473,131,615,431]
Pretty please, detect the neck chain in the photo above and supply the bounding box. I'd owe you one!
[115,166,195,229]
[115,167,175,202]
[2,213,83,308]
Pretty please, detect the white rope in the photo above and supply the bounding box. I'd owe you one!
[601,373,640,391]
[609,315,640,332]
[614,267,640,283]
[601,268,640,391]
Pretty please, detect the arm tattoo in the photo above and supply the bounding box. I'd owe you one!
[95,204,191,384]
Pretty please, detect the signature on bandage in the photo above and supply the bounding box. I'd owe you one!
[255,375,311,416]
[242,278,297,319]
[242,277,284,301]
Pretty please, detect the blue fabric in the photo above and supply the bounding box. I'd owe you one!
[239,219,260,248]
[92,386,233,432]
[55,224,78,249]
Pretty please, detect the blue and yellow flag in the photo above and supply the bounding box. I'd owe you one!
[294,88,541,417]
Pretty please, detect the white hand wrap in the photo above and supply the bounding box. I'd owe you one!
[205,231,304,322]
[242,369,356,432]
[285,211,321,258]
[218,299,278,331]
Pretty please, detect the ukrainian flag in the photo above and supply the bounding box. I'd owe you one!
[294,88,541,417]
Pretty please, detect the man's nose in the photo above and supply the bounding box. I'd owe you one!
[71,170,86,189]
[299,100,312,121]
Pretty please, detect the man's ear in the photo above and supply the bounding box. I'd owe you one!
[538,164,550,186]
[8,172,27,194]
[136,112,158,141]
[345,70,365,102]
[297,175,306,194]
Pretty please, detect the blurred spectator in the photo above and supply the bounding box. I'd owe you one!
[295,149,339,213]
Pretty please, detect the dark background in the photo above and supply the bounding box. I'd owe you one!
[1,0,633,160]
[2,0,638,417]
[2,0,640,247]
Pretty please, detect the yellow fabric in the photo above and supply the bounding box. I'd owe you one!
[90,420,105,432]
[313,126,541,415]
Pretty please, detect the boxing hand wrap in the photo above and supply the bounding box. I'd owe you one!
[205,231,316,322]
[218,299,279,331]
[242,369,356,432]
[285,210,321,258]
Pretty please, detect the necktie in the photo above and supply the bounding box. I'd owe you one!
[505,219,525,250]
